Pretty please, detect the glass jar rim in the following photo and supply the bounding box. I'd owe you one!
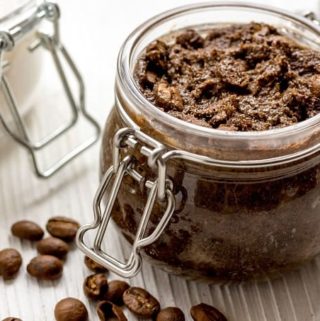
[117,1,320,143]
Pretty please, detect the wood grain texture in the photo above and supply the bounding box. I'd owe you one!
[0,0,320,320]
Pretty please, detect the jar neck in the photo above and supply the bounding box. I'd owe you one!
[116,2,320,165]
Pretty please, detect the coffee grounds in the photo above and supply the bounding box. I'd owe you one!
[135,23,320,131]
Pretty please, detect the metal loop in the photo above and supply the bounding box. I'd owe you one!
[41,2,61,22]
[0,3,100,178]
[112,127,168,200]
[77,128,175,278]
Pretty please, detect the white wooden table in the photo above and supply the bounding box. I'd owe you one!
[1,1,320,320]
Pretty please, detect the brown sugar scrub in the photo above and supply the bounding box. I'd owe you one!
[135,22,320,131]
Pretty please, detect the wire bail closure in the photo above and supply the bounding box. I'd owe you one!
[0,2,100,178]
[77,128,175,278]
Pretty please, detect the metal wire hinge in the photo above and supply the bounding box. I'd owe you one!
[0,2,100,178]
[77,128,175,278]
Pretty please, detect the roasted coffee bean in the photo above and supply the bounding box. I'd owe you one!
[123,287,160,317]
[2,317,22,320]
[11,220,44,241]
[105,280,129,305]
[84,256,108,273]
[97,301,127,321]
[46,216,80,242]
[83,273,109,300]
[156,307,185,321]
[37,237,69,259]
[0,249,22,280]
[54,297,88,321]
[27,255,63,280]
[190,303,227,321]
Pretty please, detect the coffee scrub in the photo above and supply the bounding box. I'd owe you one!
[78,3,320,281]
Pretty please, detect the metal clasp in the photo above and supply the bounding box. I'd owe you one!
[0,2,100,178]
[77,128,175,278]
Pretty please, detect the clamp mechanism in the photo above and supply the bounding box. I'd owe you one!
[77,128,175,278]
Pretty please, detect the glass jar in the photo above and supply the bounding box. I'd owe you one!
[0,0,100,178]
[78,3,320,281]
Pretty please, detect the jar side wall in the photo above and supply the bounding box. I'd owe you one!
[102,105,320,280]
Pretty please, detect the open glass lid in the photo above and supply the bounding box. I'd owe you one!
[0,0,100,178]
[0,0,36,25]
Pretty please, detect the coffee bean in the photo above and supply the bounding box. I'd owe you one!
[84,256,108,273]
[46,216,80,242]
[156,307,185,321]
[123,287,160,318]
[105,280,129,305]
[97,301,127,321]
[27,255,63,280]
[54,297,88,321]
[0,249,22,280]
[2,318,22,321]
[37,237,69,259]
[83,273,108,300]
[190,304,227,321]
[11,220,44,241]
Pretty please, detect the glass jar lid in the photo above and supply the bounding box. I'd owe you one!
[0,0,33,17]
[0,0,101,178]
[0,0,37,25]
